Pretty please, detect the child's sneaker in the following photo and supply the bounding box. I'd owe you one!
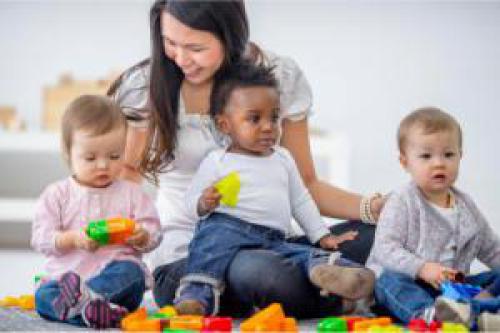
[174,282,214,316]
[434,296,471,327]
[478,312,500,331]
[82,299,128,329]
[52,271,87,320]
[309,256,375,300]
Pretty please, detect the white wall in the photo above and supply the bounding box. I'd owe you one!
[1,1,499,228]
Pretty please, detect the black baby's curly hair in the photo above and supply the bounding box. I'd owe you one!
[209,61,278,119]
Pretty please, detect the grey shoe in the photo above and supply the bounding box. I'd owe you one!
[478,312,500,332]
[434,296,471,327]
[309,262,375,300]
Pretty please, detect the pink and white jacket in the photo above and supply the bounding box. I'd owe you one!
[31,177,162,288]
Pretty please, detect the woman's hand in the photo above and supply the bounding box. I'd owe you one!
[418,262,457,289]
[370,194,388,223]
[197,186,222,216]
[126,224,150,249]
[318,231,359,250]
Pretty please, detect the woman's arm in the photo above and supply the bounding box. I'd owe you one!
[121,125,149,183]
[280,118,363,220]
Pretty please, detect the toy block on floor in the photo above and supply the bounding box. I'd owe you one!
[240,303,297,332]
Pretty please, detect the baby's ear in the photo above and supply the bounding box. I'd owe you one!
[216,114,230,134]
[399,154,408,170]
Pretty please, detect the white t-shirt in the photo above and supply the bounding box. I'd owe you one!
[115,51,314,267]
[185,147,329,243]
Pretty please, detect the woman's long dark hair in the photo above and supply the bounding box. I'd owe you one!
[110,0,261,181]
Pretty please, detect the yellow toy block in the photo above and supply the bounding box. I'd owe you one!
[441,322,469,332]
[214,171,240,207]
[0,295,35,310]
[368,324,404,333]
[0,296,20,307]
[157,305,178,317]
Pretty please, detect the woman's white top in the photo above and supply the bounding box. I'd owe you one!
[115,52,314,267]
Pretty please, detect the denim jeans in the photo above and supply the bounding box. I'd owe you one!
[185,213,331,284]
[375,269,500,324]
[35,260,146,326]
[153,219,373,318]
[466,268,500,316]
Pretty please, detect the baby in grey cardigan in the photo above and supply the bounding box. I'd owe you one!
[367,107,500,330]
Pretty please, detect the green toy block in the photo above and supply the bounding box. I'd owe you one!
[86,219,109,245]
[317,317,348,332]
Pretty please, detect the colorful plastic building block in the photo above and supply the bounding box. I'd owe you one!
[441,322,468,332]
[86,217,135,245]
[441,281,482,302]
[169,315,204,330]
[157,305,178,318]
[214,171,240,207]
[407,319,442,332]
[202,317,232,331]
[0,295,35,310]
[240,303,297,332]
[342,317,365,332]
[352,317,392,332]
[282,317,298,332]
[367,324,403,333]
[122,307,158,331]
[317,317,347,332]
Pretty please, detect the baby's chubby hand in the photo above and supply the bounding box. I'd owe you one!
[72,230,99,252]
[418,262,457,289]
[319,231,358,250]
[126,224,150,250]
[197,186,222,216]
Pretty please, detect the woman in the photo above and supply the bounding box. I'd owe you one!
[109,0,384,318]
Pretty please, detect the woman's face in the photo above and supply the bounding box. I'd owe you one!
[161,11,225,86]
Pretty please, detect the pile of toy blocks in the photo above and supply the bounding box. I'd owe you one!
[121,303,297,332]
[317,316,468,332]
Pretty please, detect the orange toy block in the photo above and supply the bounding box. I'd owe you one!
[121,307,161,332]
[18,295,35,310]
[240,303,287,332]
[282,317,298,332]
[353,317,392,332]
[169,315,204,330]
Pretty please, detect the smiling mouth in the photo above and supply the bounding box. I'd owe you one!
[184,68,200,77]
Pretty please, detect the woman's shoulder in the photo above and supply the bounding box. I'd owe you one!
[260,49,313,119]
[113,60,151,123]
[119,61,150,88]
[262,50,304,83]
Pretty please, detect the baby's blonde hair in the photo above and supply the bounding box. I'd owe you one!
[61,95,126,163]
[398,106,462,154]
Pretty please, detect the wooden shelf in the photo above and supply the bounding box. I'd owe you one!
[0,131,59,152]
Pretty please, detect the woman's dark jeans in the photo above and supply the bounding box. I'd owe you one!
[153,220,375,318]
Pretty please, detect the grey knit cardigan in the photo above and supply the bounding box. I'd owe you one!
[367,182,500,278]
